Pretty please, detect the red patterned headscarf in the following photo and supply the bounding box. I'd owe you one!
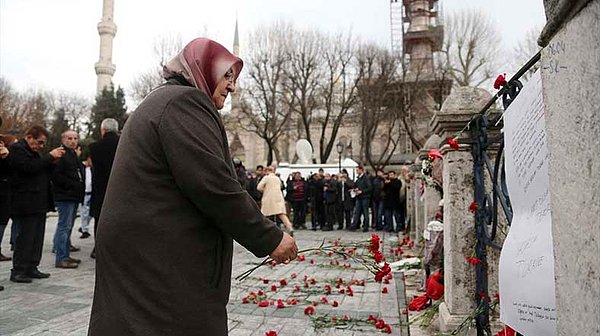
[163,38,243,97]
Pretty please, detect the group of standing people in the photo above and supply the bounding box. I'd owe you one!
[0,118,120,289]
[244,164,408,234]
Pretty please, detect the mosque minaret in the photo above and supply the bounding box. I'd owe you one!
[94,0,117,94]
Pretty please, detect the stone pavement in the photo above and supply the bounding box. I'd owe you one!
[0,216,432,336]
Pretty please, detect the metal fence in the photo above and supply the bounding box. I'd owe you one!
[470,51,541,336]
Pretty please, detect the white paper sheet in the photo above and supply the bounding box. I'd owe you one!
[499,71,557,335]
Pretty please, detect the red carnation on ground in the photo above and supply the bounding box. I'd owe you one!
[279,279,287,286]
[370,234,381,252]
[332,300,339,307]
[382,287,388,294]
[242,297,249,304]
[258,301,269,307]
[447,137,459,150]
[271,285,277,291]
[494,73,507,90]
[469,201,478,213]
[375,263,392,283]
[265,331,277,336]
[304,306,315,315]
[383,324,392,333]
[373,250,384,263]
[276,299,285,309]
[290,273,297,279]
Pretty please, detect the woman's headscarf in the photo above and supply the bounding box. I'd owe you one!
[163,38,243,97]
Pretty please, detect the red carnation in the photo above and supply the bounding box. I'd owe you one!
[242,297,249,304]
[495,325,516,336]
[290,273,297,279]
[383,324,392,333]
[469,201,478,213]
[279,279,287,286]
[494,73,507,90]
[373,250,384,263]
[332,300,339,307]
[265,331,277,336]
[304,306,315,315]
[447,137,459,150]
[276,299,285,309]
[375,263,392,283]
[382,287,388,294]
[467,257,481,265]
[370,234,381,252]
[258,300,269,307]
[320,296,328,304]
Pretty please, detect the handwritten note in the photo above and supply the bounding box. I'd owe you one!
[499,71,557,336]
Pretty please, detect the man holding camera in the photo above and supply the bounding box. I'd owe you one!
[52,130,85,269]
[9,126,65,283]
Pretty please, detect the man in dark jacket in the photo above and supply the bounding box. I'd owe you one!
[89,118,120,259]
[382,171,404,232]
[308,173,325,231]
[9,126,65,283]
[51,130,85,268]
[350,166,372,232]
[371,169,385,230]
[337,173,354,230]
[246,165,264,206]
[323,174,339,231]
[87,38,297,336]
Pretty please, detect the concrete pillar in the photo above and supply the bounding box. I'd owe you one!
[539,1,600,334]
[430,87,492,331]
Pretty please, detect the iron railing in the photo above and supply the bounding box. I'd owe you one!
[470,51,541,336]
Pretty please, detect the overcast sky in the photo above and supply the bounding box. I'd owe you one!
[0,0,546,100]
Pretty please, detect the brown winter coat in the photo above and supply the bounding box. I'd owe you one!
[87,81,283,336]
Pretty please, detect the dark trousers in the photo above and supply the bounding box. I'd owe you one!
[310,201,325,229]
[291,200,307,228]
[337,206,353,229]
[12,213,46,274]
[372,199,384,229]
[384,207,405,232]
[325,203,337,229]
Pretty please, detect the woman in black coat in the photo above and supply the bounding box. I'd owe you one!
[88,38,297,336]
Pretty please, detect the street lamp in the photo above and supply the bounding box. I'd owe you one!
[336,141,344,173]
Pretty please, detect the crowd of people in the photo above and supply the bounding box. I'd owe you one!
[239,163,410,235]
[0,118,120,290]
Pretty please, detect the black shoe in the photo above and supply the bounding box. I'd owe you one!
[10,273,32,283]
[80,232,91,239]
[69,245,80,252]
[27,268,50,279]
[0,285,4,291]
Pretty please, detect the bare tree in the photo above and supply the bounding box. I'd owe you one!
[355,44,403,171]
[443,10,501,87]
[45,91,91,134]
[512,26,542,80]
[0,79,49,134]
[282,29,323,154]
[128,34,183,106]
[316,32,361,163]
[236,23,294,165]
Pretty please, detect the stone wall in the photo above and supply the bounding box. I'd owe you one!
[540,1,600,334]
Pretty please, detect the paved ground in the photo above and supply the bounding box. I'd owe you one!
[0,216,433,336]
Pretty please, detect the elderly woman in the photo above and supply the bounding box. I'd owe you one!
[88,38,297,336]
[257,166,294,236]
